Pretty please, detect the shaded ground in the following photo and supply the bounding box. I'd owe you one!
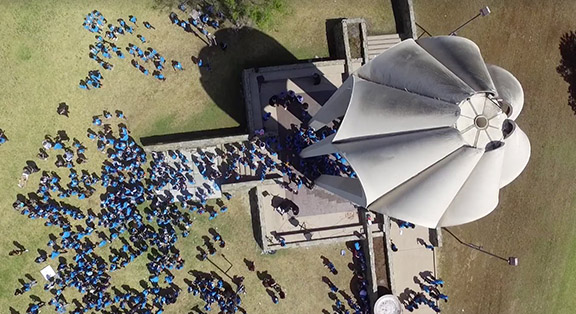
[413,1,576,313]
[372,236,390,295]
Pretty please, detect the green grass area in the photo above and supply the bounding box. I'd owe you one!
[0,0,394,313]
[413,0,576,313]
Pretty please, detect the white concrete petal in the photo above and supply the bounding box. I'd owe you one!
[337,127,465,205]
[417,36,496,94]
[308,76,354,130]
[357,39,475,104]
[300,133,338,158]
[487,64,524,120]
[333,76,460,142]
[367,146,484,228]
[500,125,531,188]
[314,175,366,206]
[438,146,505,227]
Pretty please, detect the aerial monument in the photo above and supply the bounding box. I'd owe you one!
[301,36,530,228]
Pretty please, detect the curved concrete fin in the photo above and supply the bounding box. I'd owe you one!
[487,64,524,120]
[308,76,354,130]
[500,125,531,188]
[356,39,474,104]
[300,133,338,158]
[417,36,496,94]
[367,146,483,228]
[333,77,460,143]
[314,175,366,206]
[336,127,465,205]
[438,145,505,227]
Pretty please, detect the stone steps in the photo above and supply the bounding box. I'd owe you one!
[367,34,401,61]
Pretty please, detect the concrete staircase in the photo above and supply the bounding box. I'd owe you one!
[211,141,283,182]
[286,185,355,217]
[154,140,283,200]
[366,34,401,61]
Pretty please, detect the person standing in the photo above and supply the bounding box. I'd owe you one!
[0,129,7,145]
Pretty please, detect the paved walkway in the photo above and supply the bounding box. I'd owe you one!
[258,182,383,250]
[389,223,440,313]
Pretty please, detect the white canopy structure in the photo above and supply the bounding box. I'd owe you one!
[300,36,530,228]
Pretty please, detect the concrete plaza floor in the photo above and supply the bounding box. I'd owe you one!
[389,222,440,313]
[257,182,370,249]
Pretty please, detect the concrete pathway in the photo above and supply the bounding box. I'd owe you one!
[258,182,365,249]
[389,223,440,313]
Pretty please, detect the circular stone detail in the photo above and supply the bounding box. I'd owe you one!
[455,93,506,149]
[474,115,488,129]
[373,295,402,314]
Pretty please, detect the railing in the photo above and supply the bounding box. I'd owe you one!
[415,22,432,39]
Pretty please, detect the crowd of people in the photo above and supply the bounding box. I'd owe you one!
[253,270,284,304]
[263,90,356,188]
[187,272,244,312]
[321,242,370,314]
[82,10,107,33]
[403,273,447,313]
[169,4,223,47]
[11,108,249,313]
[80,10,178,88]
[80,70,104,90]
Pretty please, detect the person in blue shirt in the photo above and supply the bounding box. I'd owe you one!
[172,60,183,70]
[129,15,137,24]
[0,129,7,144]
[143,21,155,29]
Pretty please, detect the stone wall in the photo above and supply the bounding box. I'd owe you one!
[391,0,417,39]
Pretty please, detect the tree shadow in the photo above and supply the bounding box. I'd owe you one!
[140,27,303,145]
[557,31,576,114]
[198,27,301,130]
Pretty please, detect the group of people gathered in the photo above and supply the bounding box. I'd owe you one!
[11,108,247,313]
[81,10,178,89]
[322,242,370,314]
[169,3,224,47]
[404,273,447,313]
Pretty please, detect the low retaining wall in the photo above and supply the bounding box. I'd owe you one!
[391,0,417,39]
[143,134,249,152]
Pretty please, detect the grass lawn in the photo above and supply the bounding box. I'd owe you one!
[0,0,394,313]
[413,1,576,313]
